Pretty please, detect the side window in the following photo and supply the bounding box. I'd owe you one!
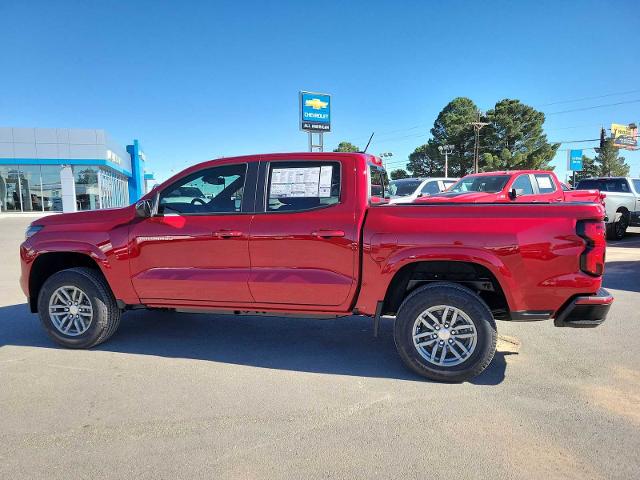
[266,161,340,212]
[158,163,247,215]
[369,165,389,199]
[512,175,534,195]
[442,180,456,191]
[534,174,556,194]
[421,181,441,195]
[613,179,630,192]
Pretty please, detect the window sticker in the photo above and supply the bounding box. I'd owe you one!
[271,167,325,198]
[537,176,553,189]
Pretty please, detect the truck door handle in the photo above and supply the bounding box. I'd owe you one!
[213,230,243,238]
[311,229,345,238]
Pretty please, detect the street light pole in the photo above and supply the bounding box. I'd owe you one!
[438,144,454,178]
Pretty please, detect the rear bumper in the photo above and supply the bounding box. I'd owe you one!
[554,288,613,328]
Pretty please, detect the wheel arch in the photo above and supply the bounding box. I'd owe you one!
[28,252,107,313]
[381,260,511,319]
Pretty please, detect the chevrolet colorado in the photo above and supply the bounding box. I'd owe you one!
[20,153,612,382]
[415,170,602,204]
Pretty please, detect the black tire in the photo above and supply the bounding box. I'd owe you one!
[37,267,122,349]
[607,214,628,240]
[393,282,497,382]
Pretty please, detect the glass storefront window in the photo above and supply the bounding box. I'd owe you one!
[0,165,21,212]
[74,166,100,211]
[98,169,129,209]
[1,164,128,212]
[40,165,63,211]
[18,165,44,212]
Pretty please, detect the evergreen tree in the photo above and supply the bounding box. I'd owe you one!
[594,139,630,177]
[482,99,559,171]
[429,97,479,176]
[333,141,359,153]
[407,144,444,177]
[390,169,409,180]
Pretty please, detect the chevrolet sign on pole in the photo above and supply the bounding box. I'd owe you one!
[300,91,331,132]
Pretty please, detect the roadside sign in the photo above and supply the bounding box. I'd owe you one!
[568,149,583,171]
[611,123,638,150]
[300,91,331,132]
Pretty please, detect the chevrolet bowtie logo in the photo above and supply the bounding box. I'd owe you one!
[305,98,328,110]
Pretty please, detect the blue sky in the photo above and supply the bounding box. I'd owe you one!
[1,0,639,182]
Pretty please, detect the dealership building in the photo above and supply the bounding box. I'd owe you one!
[0,127,153,213]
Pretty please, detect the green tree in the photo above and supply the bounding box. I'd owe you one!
[595,139,630,177]
[333,141,359,153]
[429,97,479,176]
[407,144,444,177]
[390,168,409,180]
[482,99,559,171]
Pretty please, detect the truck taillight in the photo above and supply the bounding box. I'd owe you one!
[577,220,606,276]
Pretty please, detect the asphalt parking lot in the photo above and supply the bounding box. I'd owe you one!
[1,215,639,480]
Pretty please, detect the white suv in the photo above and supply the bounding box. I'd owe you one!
[576,177,640,239]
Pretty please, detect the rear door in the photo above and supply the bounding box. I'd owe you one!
[248,157,358,307]
[532,173,563,202]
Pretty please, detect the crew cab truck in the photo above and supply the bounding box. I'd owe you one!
[576,177,640,240]
[415,170,602,204]
[20,153,612,382]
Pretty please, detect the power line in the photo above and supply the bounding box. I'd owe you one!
[547,99,640,115]
[537,89,640,107]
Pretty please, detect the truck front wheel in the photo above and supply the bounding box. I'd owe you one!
[393,283,497,382]
[37,267,122,349]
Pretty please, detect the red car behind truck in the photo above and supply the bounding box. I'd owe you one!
[19,153,612,382]
[415,170,603,204]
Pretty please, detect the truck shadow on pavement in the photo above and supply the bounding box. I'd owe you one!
[603,261,640,293]
[0,304,512,385]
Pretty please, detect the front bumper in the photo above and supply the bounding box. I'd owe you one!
[554,288,613,328]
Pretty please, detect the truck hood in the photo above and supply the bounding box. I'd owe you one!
[33,206,134,227]
[414,191,502,203]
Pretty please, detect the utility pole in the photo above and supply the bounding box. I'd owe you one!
[379,152,393,169]
[470,111,489,174]
[437,144,454,178]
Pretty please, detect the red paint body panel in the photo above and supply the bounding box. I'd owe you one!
[356,202,606,315]
[20,153,609,321]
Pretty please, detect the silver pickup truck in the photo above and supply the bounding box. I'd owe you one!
[577,177,640,239]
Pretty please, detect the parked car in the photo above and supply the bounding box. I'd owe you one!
[576,177,640,239]
[388,177,458,204]
[415,170,603,204]
[20,153,611,382]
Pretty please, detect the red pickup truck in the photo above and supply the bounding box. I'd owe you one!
[20,153,612,382]
[415,170,603,204]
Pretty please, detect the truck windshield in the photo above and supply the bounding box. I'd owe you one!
[389,180,422,197]
[449,175,510,193]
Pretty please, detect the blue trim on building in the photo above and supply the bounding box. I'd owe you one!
[126,140,145,203]
[0,158,132,177]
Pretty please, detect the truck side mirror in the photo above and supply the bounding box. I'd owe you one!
[135,199,152,218]
[508,188,517,200]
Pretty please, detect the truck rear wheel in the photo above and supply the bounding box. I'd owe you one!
[607,213,628,240]
[393,283,497,382]
[37,267,122,349]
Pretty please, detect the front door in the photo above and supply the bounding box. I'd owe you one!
[248,158,357,307]
[129,161,255,304]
